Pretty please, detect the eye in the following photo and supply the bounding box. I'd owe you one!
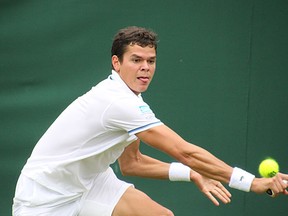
[132,58,141,63]
[148,59,156,64]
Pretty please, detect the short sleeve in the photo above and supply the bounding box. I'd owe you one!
[103,97,163,135]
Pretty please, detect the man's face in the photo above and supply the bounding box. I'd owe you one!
[112,44,156,95]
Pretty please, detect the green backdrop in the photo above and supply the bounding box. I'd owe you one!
[1,0,287,215]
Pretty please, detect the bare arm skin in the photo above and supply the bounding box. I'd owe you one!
[118,139,170,179]
[136,124,233,183]
[122,124,288,196]
[118,133,232,205]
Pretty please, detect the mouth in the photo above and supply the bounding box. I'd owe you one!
[137,76,150,83]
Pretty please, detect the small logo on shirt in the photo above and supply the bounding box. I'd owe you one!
[139,105,152,114]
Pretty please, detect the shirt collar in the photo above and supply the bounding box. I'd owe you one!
[110,70,121,81]
[109,70,142,97]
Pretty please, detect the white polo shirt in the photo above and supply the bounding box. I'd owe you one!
[21,70,163,195]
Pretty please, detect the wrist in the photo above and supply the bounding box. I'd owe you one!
[189,169,201,182]
[169,162,191,182]
[229,167,255,192]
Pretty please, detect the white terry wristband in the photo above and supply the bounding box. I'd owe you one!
[229,167,255,192]
[169,162,191,182]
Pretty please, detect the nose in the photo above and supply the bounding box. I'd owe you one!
[140,61,150,71]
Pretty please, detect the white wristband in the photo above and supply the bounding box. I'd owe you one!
[229,167,255,192]
[169,162,191,182]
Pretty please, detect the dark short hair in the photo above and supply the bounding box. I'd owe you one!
[111,26,158,64]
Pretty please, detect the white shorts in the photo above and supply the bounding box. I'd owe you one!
[13,167,133,216]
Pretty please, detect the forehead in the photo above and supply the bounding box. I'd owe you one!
[124,44,156,58]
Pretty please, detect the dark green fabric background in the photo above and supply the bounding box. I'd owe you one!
[1,0,287,215]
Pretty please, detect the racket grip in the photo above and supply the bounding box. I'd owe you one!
[266,180,288,196]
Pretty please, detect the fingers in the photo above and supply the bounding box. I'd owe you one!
[266,174,288,197]
[213,184,232,204]
[205,183,232,206]
[195,175,232,206]
[217,182,232,198]
[205,191,220,206]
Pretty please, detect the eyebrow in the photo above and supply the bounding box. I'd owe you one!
[130,54,156,59]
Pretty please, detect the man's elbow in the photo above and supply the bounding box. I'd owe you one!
[119,160,139,176]
[119,164,134,176]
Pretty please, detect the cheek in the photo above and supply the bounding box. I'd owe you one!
[150,68,156,77]
[150,64,156,71]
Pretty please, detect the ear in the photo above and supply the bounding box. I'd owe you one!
[112,55,120,72]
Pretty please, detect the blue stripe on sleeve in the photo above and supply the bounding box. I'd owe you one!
[128,121,162,135]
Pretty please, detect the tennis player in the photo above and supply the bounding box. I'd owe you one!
[13,26,288,216]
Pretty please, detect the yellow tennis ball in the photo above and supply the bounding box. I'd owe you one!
[258,158,279,178]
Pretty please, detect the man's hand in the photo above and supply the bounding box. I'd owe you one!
[191,171,232,206]
[250,172,288,197]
